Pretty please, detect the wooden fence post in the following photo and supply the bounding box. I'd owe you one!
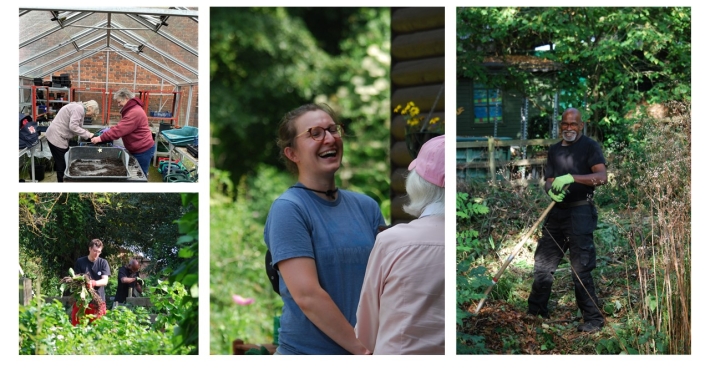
[488,137,495,180]
[19,278,32,306]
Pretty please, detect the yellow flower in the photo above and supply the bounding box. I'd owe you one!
[393,105,402,113]
[410,106,420,116]
[429,117,440,124]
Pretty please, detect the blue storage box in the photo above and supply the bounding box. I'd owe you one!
[161,125,198,146]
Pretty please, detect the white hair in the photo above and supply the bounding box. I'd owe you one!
[83,100,100,115]
[403,169,445,217]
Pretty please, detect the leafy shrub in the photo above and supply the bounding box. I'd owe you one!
[456,192,492,353]
[19,293,192,355]
[210,166,288,354]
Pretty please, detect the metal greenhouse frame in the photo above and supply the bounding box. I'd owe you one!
[19,7,198,128]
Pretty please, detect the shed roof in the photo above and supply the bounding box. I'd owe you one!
[19,7,198,86]
[482,55,561,72]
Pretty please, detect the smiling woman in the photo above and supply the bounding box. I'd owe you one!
[263,103,386,354]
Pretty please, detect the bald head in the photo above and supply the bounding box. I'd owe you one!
[562,108,582,122]
[129,259,140,272]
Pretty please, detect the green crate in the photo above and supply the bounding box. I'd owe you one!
[157,142,169,152]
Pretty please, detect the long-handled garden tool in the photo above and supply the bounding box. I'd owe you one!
[473,199,558,315]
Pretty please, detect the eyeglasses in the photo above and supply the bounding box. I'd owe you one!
[295,124,344,141]
[560,122,581,128]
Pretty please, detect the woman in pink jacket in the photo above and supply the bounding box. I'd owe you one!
[91,88,155,177]
[355,135,445,354]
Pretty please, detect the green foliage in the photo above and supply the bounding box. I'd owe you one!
[19,193,188,292]
[456,192,489,257]
[594,320,669,354]
[456,265,490,326]
[166,193,199,354]
[210,166,288,354]
[457,7,690,144]
[210,7,391,208]
[456,332,488,354]
[456,192,494,354]
[19,291,192,355]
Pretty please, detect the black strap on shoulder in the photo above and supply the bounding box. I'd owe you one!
[265,249,280,295]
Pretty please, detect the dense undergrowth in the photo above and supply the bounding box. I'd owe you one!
[19,280,195,355]
[209,166,290,354]
[457,112,690,354]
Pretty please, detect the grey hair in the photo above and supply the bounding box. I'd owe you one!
[403,169,445,217]
[113,88,136,101]
[83,100,100,115]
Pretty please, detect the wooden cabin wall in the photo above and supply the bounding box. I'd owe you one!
[390,7,445,224]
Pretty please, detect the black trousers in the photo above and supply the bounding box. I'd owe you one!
[527,204,604,323]
[47,140,68,182]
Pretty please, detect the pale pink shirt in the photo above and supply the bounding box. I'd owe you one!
[45,102,93,149]
[355,208,445,354]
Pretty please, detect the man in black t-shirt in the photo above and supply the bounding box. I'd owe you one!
[72,239,110,325]
[114,258,143,307]
[527,108,608,333]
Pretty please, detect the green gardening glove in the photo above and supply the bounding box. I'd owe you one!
[548,189,566,202]
[551,174,574,193]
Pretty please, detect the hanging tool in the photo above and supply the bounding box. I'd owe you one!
[473,190,563,315]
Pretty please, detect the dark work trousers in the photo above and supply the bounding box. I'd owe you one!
[527,203,604,324]
[47,140,68,182]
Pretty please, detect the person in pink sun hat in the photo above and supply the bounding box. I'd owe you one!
[355,134,445,354]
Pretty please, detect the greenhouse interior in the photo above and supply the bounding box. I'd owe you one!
[19,7,199,183]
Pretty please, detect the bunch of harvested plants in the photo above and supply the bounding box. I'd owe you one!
[60,268,106,320]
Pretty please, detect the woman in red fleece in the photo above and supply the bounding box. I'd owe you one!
[91,88,155,177]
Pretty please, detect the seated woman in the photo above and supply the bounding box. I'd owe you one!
[264,103,386,354]
[91,88,155,177]
[355,134,445,354]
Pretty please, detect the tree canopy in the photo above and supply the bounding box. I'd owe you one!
[210,7,391,204]
[19,193,189,289]
[457,7,690,144]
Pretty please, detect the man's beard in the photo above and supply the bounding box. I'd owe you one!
[562,130,577,142]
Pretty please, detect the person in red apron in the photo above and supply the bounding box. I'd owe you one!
[71,239,110,326]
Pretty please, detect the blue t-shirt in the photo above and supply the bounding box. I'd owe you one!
[264,184,386,354]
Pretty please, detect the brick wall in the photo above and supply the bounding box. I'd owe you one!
[21,9,199,127]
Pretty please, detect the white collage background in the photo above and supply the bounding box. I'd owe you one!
[3,1,707,373]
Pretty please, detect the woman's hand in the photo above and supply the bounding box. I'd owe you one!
[352,342,372,355]
[279,257,368,354]
[91,137,102,144]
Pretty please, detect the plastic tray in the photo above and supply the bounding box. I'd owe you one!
[161,126,198,146]
[64,146,131,180]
